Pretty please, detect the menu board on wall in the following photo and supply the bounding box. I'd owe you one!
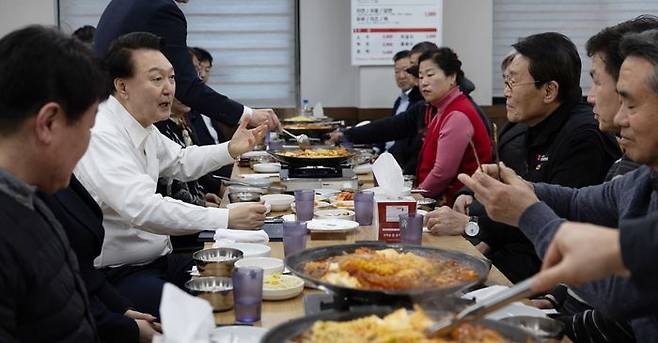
[351,0,442,66]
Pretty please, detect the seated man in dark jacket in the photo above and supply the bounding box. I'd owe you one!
[40,177,159,342]
[460,29,658,339]
[0,25,107,342]
[426,32,620,282]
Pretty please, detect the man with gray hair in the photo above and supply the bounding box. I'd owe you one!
[460,29,658,338]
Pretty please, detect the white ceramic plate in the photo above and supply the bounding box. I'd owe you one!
[262,274,305,301]
[354,163,372,175]
[211,326,268,343]
[315,209,355,220]
[226,201,271,214]
[306,219,359,232]
[212,242,271,257]
[253,162,281,173]
[235,257,284,275]
[462,286,547,320]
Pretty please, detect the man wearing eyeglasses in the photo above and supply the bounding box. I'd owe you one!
[426,32,620,283]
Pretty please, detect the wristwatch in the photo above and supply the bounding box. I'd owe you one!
[464,216,479,237]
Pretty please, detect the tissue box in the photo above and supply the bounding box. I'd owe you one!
[373,197,417,243]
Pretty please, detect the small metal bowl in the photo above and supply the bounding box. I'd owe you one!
[185,276,234,312]
[192,248,244,277]
[228,191,262,203]
[500,316,564,341]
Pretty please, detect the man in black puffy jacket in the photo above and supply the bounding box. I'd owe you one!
[0,26,108,342]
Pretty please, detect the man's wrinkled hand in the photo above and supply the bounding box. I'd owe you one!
[457,162,538,227]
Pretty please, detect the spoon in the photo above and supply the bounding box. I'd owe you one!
[280,128,311,150]
[424,278,535,337]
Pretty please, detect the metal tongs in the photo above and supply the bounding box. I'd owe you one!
[280,128,311,150]
[425,278,535,337]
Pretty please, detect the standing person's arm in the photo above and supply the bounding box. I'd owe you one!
[148,2,279,129]
[343,102,425,144]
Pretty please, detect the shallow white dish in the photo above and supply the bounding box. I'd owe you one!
[211,326,268,343]
[314,188,341,200]
[263,274,305,301]
[240,173,279,179]
[328,196,355,209]
[315,209,355,220]
[213,242,271,257]
[462,285,547,320]
[241,150,271,159]
[253,162,281,173]
[234,257,284,275]
[290,200,333,212]
[261,194,295,211]
[306,219,359,232]
[226,201,271,214]
[354,163,372,175]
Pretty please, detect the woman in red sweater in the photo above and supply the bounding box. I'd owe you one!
[416,48,492,205]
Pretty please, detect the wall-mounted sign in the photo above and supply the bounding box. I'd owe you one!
[351,0,442,65]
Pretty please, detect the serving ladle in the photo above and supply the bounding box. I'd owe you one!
[280,128,311,150]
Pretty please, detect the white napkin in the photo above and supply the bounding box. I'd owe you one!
[214,229,269,244]
[159,283,214,343]
[372,152,405,198]
[313,102,324,117]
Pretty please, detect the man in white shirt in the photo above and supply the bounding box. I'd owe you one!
[75,32,268,315]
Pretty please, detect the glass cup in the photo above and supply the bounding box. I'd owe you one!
[232,267,264,323]
[283,221,307,257]
[294,190,315,222]
[399,212,424,245]
[354,191,375,225]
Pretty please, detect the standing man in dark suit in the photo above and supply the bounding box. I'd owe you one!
[94,0,281,131]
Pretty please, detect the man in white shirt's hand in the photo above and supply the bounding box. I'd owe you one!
[228,203,268,229]
[227,117,267,159]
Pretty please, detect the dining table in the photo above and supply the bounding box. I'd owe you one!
[209,160,514,329]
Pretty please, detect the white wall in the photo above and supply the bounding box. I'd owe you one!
[301,0,493,107]
[0,0,56,37]
[1,0,493,108]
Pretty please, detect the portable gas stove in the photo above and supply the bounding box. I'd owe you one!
[279,164,358,191]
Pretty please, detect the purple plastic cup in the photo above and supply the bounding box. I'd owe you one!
[232,267,264,323]
[354,191,375,225]
[283,221,307,257]
[399,212,424,245]
[294,190,315,222]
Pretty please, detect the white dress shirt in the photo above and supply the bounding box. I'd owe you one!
[75,96,236,268]
[384,88,413,150]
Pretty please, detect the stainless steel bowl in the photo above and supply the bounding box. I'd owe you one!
[192,248,244,277]
[185,276,234,312]
[500,316,564,341]
[228,191,262,203]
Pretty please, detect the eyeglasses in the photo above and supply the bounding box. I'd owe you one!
[503,79,542,91]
